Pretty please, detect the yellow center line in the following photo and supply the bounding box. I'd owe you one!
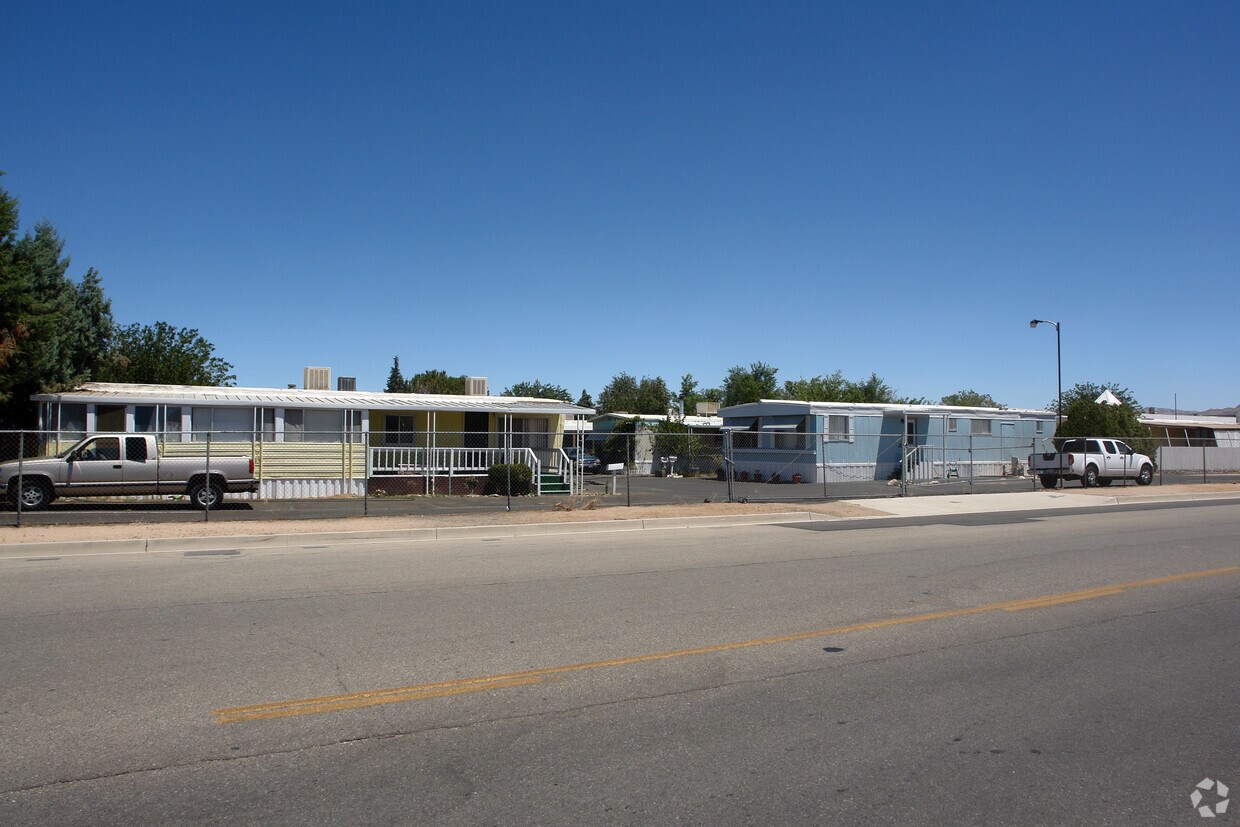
[213,565,1238,724]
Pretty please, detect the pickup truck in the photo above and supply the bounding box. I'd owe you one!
[1028,437,1154,489]
[1,433,258,510]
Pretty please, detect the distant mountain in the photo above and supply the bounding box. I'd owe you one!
[1146,404,1238,418]
[1199,404,1239,418]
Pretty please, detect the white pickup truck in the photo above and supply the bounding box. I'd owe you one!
[1,433,258,510]
[1028,437,1154,489]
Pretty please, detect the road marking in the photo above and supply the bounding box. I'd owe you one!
[213,565,1239,724]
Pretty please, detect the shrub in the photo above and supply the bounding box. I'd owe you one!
[488,463,533,495]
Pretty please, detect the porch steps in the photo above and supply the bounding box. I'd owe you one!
[539,473,571,495]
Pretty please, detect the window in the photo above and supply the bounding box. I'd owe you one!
[96,404,126,432]
[125,437,148,462]
[971,419,992,435]
[304,409,345,442]
[59,404,87,438]
[191,407,255,441]
[162,407,182,435]
[947,418,960,434]
[79,437,120,461]
[285,409,305,442]
[384,415,414,445]
[733,421,759,449]
[134,406,157,432]
[513,417,550,450]
[1035,420,1045,435]
[260,409,277,441]
[827,415,852,442]
[774,418,807,450]
[1102,440,1117,453]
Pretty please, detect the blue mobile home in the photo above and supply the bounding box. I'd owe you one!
[720,400,1057,483]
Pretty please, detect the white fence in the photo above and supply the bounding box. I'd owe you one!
[1157,446,1240,473]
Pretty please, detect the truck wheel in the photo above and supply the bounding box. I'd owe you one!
[12,478,53,511]
[1136,464,1153,486]
[189,480,223,510]
[1083,464,1099,488]
[1039,474,1059,489]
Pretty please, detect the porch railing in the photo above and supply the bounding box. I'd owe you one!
[367,446,553,494]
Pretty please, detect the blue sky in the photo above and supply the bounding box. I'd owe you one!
[5,1,1238,410]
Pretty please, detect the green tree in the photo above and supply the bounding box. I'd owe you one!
[503,380,573,403]
[722,362,779,407]
[634,376,672,415]
[1053,382,1143,418]
[576,389,594,408]
[99,322,235,386]
[841,372,901,403]
[598,372,639,413]
[0,180,115,426]
[651,418,715,477]
[940,389,1004,408]
[1054,382,1156,457]
[385,355,408,393]
[678,373,701,414]
[596,372,673,415]
[596,419,637,467]
[408,369,466,395]
[782,371,848,402]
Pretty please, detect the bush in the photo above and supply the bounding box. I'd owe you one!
[488,463,533,495]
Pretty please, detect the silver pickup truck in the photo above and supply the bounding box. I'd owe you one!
[1,433,258,510]
[1028,437,1154,489]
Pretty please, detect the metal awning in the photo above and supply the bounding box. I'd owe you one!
[32,382,596,417]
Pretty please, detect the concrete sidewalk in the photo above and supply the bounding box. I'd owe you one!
[845,488,1240,518]
[3,488,1238,558]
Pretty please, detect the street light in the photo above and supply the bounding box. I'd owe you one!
[1029,319,1061,429]
[1030,319,1062,488]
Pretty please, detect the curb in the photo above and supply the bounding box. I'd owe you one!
[0,511,834,558]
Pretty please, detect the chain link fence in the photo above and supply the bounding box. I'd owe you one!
[2,427,1238,525]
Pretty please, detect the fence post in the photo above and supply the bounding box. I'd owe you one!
[1030,437,1038,491]
[968,433,974,495]
[16,431,25,527]
[204,431,211,523]
[626,433,632,507]
[900,433,908,497]
[1202,440,1208,484]
[821,430,828,501]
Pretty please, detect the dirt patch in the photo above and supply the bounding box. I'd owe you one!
[0,499,887,546]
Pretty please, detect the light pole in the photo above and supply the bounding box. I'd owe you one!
[1030,319,1062,487]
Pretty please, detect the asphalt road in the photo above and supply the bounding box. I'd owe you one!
[3,501,1238,824]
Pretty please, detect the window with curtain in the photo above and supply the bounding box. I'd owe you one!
[304,410,345,442]
[827,415,852,442]
[284,409,304,442]
[59,404,87,438]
